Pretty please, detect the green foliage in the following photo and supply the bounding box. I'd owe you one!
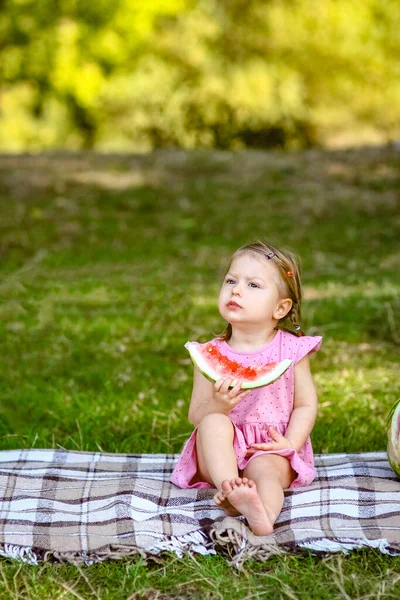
[0,0,188,149]
[1,0,400,150]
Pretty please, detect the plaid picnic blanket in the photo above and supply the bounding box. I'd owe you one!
[0,449,398,566]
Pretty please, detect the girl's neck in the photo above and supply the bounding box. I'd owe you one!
[228,327,278,351]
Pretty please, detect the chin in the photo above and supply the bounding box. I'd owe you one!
[219,308,233,323]
[222,311,243,324]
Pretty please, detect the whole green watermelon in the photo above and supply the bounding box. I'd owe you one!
[387,399,400,477]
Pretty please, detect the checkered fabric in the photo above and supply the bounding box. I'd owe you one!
[0,450,398,565]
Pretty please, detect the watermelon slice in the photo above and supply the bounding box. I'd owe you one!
[185,341,292,389]
[387,399,400,477]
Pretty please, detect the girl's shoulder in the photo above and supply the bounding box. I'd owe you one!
[279,330,322,365]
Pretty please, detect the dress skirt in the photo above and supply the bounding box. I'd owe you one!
[170,419,316,490]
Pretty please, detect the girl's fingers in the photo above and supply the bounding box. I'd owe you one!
[268,426,282,440]
[229,380,243,395]
[250,443,272,451]
[216,378,233,393]
[221,379,234,393]
[215,379,249,403]
[214,379,224,391]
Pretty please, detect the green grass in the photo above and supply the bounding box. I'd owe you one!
[0,146,399,598]
[1,551,400,599]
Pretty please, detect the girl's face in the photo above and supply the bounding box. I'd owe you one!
[218,252,290,327]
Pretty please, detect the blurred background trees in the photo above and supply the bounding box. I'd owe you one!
[1,0,399,151]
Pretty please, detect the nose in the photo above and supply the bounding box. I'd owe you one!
[232,281,241,295]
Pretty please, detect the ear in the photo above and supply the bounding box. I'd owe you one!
[273,298,292,320]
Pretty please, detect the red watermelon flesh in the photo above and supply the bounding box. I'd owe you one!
[205,343,277,380]
[185,341,292,389]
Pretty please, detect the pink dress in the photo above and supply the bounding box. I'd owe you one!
[170,329,322,490]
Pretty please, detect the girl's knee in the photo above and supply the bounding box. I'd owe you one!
[245,460,280,482]
[244,454,295,488]
[197,412,233,433]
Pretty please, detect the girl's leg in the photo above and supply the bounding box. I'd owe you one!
[243,454,295,523]
[219,454,295,535]
[195,412,239,488]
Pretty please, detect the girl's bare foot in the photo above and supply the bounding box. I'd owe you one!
[221,477,275,536]
[214,481,241,516]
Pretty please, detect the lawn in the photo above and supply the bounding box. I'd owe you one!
[0,146,399,598]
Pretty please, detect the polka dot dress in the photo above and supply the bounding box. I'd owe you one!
[170,329,322,490]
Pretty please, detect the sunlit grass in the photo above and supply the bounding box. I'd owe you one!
[0,551,399,599]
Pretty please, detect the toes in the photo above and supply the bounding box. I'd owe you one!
[213,491,223,504]
[219,477,255,501]
[232,477,244,487]
[232,477,251,488]
[221,479,234,495]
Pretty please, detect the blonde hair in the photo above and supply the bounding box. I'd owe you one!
[217,240,305,341]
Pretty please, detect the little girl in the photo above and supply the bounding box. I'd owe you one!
[170,241,322,536]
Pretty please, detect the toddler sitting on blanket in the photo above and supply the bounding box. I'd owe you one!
[171,240,322,536]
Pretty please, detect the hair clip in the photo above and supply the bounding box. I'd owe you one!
[287,271,294,277]
[265,252,276,260]
[295,325,301,331]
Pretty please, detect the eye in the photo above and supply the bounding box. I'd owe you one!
[225,278,235,284]
[249,282,260,288]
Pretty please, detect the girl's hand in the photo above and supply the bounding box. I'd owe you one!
[246,425,293,455]
[213,378,249,410]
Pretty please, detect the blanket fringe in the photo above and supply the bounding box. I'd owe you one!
[209,518,284,568]
[147,530,216,557]
[0,544,39,565]
[0,531,216,566]
[299,537,400,555]
[1,535,399,568]
[209,518,400,568]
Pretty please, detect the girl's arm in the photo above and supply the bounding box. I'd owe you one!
[283,354,318,451]
[249,354,318,453]
[187,366,249,427]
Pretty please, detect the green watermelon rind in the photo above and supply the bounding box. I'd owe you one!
[387,399,400,478]
[387,454,400,478]
[186,341,292,389]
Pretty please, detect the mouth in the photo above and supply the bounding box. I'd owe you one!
[227,301,241,309]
